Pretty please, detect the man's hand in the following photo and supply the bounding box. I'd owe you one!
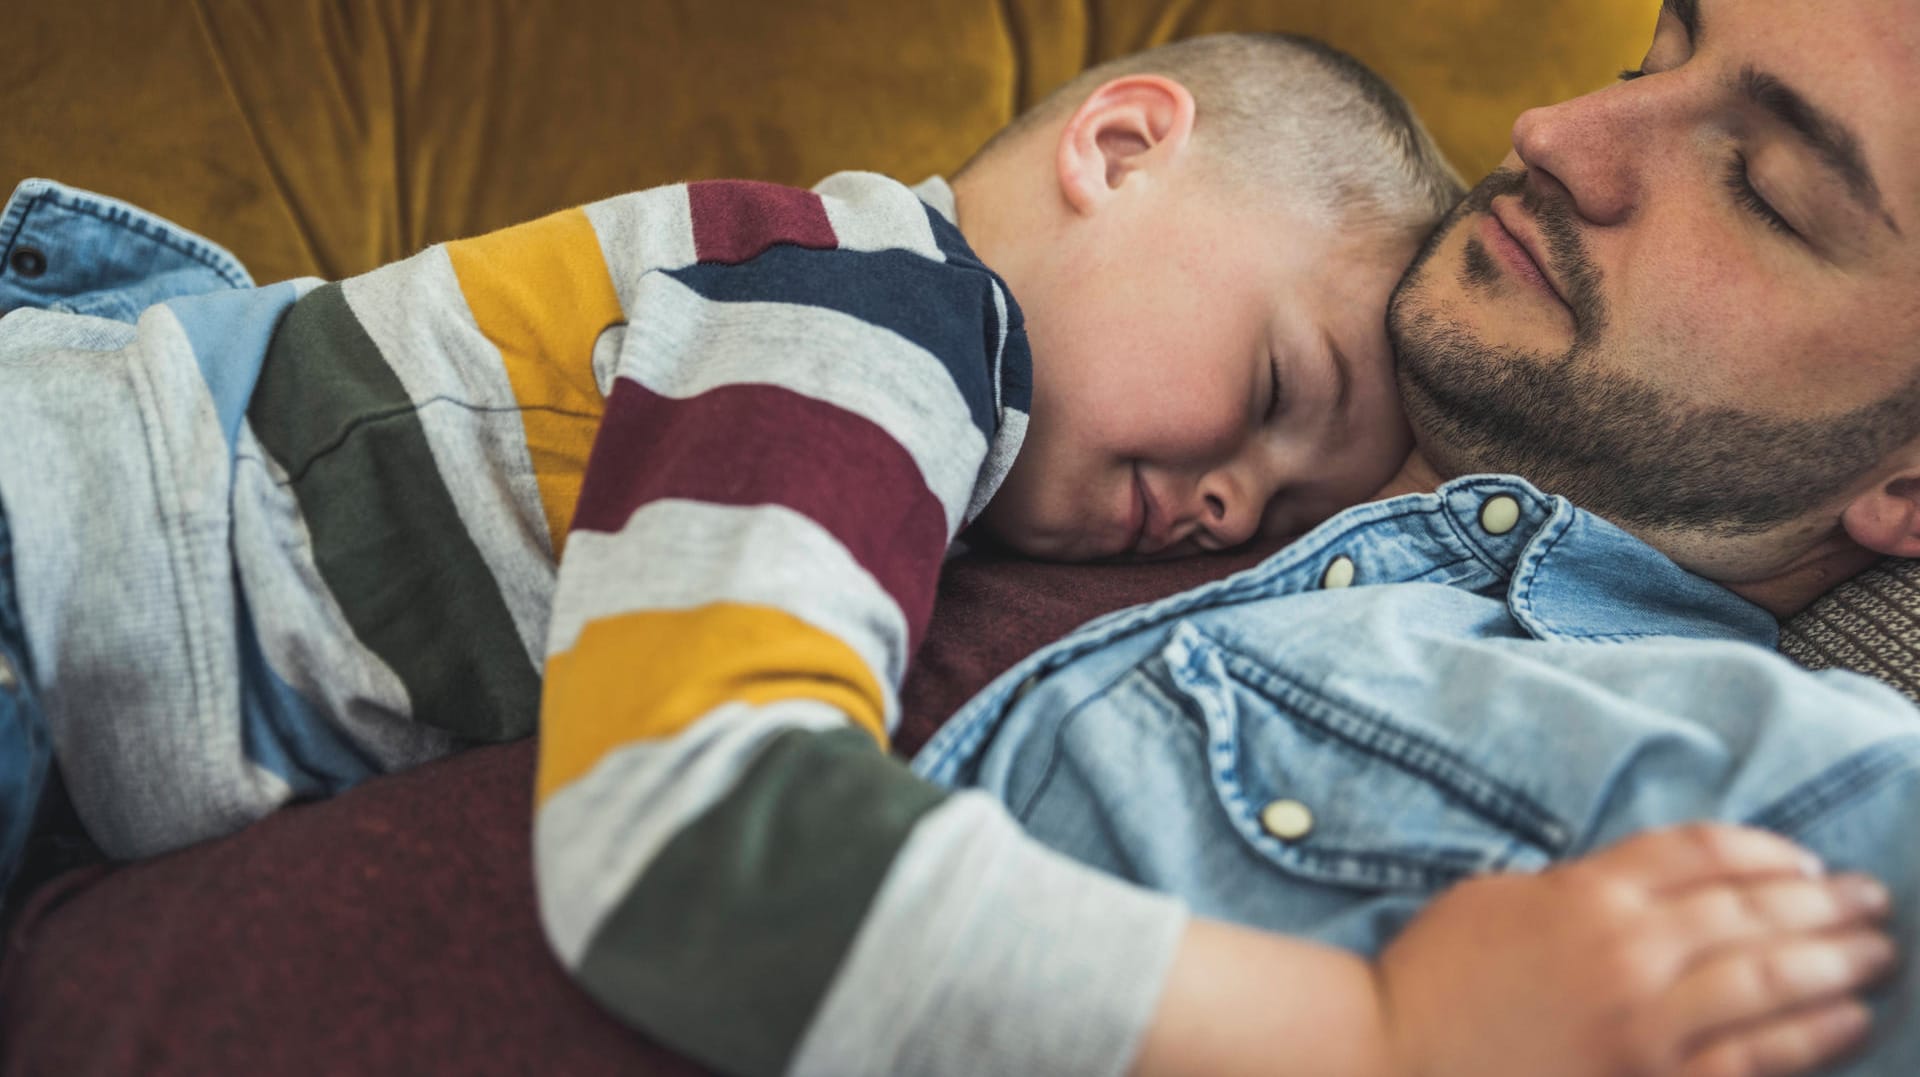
[1377,823,1896,1077]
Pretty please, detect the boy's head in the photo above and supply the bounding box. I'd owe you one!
[952,33,1464,561]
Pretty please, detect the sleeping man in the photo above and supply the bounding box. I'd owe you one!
[920,0,1920,1072]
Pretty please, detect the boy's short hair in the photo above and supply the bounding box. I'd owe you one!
[962,32,1466,238]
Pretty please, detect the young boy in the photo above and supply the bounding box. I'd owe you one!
[0,32,1892,1077]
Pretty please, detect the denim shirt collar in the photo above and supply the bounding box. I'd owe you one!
[918,474,1778,784]
[1447,477,1781,648]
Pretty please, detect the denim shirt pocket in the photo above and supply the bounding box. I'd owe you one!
[1160,622,1568,892]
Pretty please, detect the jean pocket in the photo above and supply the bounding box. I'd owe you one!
[1159,621,1568,893]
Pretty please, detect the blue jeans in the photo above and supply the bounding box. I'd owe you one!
[0,496,52,913]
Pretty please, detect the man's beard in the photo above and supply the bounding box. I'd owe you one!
[1386,169,1920,537]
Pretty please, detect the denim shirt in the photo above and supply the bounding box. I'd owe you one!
[0,178,252,907]
[915,475,1920,1072]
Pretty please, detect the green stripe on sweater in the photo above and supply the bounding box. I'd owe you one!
[249,282,539,742]
[574,726,947,1077]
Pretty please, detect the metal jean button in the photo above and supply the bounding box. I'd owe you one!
[8,247,47,279]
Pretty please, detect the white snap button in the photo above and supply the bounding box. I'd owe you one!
[0,654,15,692]
[1479,496,1521,536]
[1260,799,1314,841]
[1320,556,1355,590]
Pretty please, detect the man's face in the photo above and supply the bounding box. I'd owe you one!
[976,180,1415,562]
[1389,0,1920,560]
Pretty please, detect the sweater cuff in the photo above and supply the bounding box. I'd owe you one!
[788,791,1189,1077]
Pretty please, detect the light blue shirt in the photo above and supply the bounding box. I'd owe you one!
[915,475,1920,1071]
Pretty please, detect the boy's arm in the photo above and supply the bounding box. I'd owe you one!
[529,179,1190,1077]
[534,424,1191,1075]
[1133,825,1892,1077]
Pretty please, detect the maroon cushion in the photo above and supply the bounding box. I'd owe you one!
[0,544,1277,1075]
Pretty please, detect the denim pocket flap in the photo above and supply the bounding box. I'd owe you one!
[1160,622,1567,892]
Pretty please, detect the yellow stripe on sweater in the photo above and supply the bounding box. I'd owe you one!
[535,603,889,804]
[445,207,623,556]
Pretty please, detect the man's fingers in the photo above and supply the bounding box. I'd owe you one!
[1679,1000,1875,1077]
[1585,824,1825,894]
[1662,873,1891,954]
[1660,929,1894,1056]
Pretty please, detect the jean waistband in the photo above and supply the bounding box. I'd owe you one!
[1,177,255,323]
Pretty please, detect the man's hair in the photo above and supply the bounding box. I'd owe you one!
[960,32,1465,237]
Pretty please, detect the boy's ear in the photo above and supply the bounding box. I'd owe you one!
[1054,74,1198,216]
[1840,469,1920,558]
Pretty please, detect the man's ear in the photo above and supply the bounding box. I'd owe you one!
[1840,471,1920,558]
[1053,74,1198,216]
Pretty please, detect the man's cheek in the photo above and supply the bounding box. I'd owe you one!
[1626,271,1778,403]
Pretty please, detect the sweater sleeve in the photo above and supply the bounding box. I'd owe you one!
[528,178,1189,1077]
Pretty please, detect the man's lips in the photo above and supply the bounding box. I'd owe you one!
[1484,200,1569,309]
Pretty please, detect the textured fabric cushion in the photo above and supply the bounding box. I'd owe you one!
[1780,558,1920,704]
[0,544,1279,1075]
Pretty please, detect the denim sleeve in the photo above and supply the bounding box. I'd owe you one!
[1749,743,1920,1073]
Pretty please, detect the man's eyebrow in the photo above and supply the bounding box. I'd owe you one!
[1738,65,1901,236]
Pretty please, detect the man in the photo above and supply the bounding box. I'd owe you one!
[1391,0,1920,604]
[918,0,1920,1073]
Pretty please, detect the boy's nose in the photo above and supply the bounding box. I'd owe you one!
[1194,472,1262,550]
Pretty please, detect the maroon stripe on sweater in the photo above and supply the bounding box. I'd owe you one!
[687,181,839,266]
[569,378,948,649]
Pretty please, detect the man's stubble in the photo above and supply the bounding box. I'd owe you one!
[1386,169,1920,537]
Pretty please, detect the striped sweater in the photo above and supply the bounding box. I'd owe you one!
[0,173,1187,1075]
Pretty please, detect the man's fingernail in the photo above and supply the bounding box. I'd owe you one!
[1859,934,1897,971]
[1840,876,1892,914]
[1803,853,1828,878]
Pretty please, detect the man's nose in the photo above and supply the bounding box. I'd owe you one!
[1510,82,1646,227]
